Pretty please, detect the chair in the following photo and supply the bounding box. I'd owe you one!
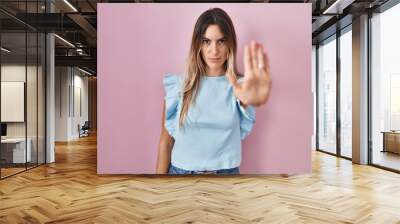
[79,121,90,138]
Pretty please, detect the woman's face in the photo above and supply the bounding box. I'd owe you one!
[200,24,228,74]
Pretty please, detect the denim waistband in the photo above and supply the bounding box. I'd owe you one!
[168,163,240,175]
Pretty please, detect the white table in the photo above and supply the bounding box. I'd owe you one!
[1,138,32,163]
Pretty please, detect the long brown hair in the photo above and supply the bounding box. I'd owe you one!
[179,8,239,127]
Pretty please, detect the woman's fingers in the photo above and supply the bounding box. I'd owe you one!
[244,44,252,76]
[250,41,258,75]
[263,51,271,79]
[245,41,270,79]
[236,41,272,106]
[257,44,265,75]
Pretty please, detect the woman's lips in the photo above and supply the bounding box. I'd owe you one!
[208,58,220,62]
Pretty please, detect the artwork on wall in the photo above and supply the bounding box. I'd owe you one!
[1,81,25,122]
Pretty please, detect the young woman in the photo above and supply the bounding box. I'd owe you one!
[156,8,271,175]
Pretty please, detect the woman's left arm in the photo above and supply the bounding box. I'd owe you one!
[227,40,272,107]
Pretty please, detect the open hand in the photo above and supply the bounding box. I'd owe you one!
[227,41,272,107]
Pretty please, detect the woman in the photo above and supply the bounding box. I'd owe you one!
[156,8,271,175]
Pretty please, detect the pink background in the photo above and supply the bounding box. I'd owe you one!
[97,3,312,174]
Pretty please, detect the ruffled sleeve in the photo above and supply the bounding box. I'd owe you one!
[163,74,181,138]
[235,77,256,140]
[236,99,256,140]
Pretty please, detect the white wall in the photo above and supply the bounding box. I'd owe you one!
[72,73,89,138]
[1,65,26,135]
[55,66,89,141]
[1,65,42,137]
[1,64,46,164]
[55,66,69,141]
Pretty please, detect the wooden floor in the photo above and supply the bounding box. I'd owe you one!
[373,150,400,171]
[1,134,400,223]
[0,167,26,178]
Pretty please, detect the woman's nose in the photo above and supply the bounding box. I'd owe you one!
[209,42,219,54]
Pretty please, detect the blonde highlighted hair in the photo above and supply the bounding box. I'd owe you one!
[179,8,240,128]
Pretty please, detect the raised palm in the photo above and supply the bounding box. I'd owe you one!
[227,41,272,107]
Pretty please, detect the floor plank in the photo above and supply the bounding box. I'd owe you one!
[1,134,400,223]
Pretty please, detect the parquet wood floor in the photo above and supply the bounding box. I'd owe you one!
[1,134,399,223]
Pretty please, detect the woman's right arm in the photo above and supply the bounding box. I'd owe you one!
[156,100,174,174]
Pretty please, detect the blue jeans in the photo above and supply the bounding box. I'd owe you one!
[168,163,240,175]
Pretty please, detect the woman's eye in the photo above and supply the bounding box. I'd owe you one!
[202,39,211,45]
[218,40,225,44]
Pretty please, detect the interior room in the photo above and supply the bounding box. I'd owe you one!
[0,0,399,223]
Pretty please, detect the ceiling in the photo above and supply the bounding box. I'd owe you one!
[0,0,392,75]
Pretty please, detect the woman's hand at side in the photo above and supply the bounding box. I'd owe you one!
[227,40,272,107]
[156,100,174,174]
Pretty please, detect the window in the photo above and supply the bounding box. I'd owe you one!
[371,2,400,171]
[339,27,352,158]
[317,35,337,154]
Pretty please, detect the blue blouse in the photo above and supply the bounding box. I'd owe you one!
[163,74,256,171]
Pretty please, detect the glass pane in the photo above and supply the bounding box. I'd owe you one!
[312,46,317,150]
[1,31,27,177]
[27,31,38,169]
[371,3,400,171]
[340,29,352,158]
[0,1,46,179]
[38,32,45,165]
[318,36,337,154]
